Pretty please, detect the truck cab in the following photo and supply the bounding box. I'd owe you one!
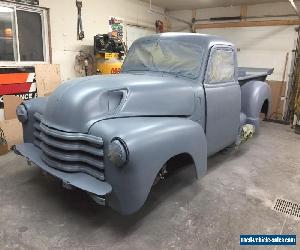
[14,33,272,214]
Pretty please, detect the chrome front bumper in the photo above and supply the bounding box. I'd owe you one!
[14,143,112,196]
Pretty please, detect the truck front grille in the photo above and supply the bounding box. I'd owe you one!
[33,113,105,181]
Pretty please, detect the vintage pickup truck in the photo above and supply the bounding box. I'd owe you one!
[14,33,273,215]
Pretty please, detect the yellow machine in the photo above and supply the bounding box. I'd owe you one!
[95,52,123,75]
[94,34,125,75]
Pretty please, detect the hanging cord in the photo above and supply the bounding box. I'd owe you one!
[74,51,95,77]
[76,0,84,40]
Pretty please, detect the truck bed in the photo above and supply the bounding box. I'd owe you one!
[238,67,274,85]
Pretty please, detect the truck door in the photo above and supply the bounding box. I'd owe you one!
[204,45,241,156]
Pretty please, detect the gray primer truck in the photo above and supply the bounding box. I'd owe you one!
[14,33,273,215]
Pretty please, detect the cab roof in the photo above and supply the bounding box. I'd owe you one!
[133,32,234,50]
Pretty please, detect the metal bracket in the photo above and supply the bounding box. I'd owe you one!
[76,0,85,40]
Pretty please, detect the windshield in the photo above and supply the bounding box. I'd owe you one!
[122,39,204,79]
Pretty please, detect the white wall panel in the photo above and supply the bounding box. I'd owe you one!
[39,0,163,81]
[169,2,299,81]
[125,26,155,49]
[198,26,297,81]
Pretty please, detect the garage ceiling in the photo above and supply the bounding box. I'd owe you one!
[144,0,295,10]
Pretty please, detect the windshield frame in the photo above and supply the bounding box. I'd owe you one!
[121,38,205,80]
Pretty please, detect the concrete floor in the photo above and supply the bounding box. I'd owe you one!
[1,122,300,250]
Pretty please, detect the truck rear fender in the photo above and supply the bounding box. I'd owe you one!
[89,117,207,215]
[240,80,271,129]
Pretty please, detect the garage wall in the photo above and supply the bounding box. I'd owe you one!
[198,26,296,82]
[39,0,162,81]
[169,2,299,82]
[125,25,155,48]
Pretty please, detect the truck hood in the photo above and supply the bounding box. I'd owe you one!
[42,73,196,132]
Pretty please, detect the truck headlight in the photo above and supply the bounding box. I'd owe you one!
[16,104,28,123]
[107,138,128,168]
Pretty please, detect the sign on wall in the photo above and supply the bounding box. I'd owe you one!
[0,67,37,121]
[109,16,124,40]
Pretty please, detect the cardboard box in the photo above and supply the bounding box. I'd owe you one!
[0,119,23,148]
[0,126,8,156]
[0,95,24,151]
[0,143,8,156]
[267,80,287,120]
[35,64,61,97]
[3,95,23,120]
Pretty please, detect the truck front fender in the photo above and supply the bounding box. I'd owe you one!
[241,80,271,129]
[89,117,207,215]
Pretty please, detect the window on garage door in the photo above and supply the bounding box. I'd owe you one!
[0,3,49,65]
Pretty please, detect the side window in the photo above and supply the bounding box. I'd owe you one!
[207,48,235,84]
